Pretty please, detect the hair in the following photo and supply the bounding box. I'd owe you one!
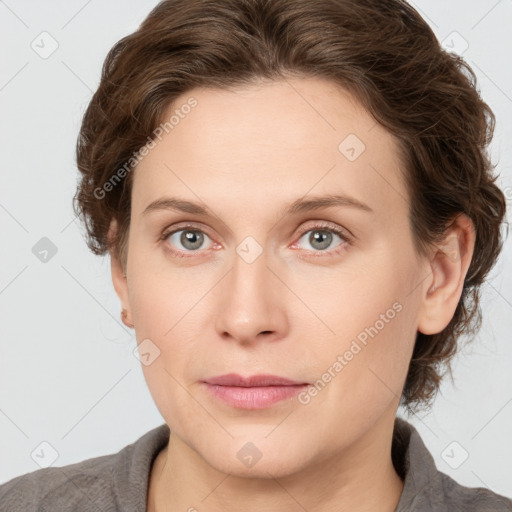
[73,0,507,413]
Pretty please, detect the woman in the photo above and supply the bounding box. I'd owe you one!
[1,0,510,510]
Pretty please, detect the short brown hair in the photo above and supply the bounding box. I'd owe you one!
[73,0,507,412]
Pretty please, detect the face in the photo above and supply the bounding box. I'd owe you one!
[113,76,433,478]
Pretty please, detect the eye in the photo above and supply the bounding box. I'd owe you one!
[293,223,350,255]
[163,226,215,255]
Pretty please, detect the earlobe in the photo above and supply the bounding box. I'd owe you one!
[417,214,475,335]
[108,218,134,328]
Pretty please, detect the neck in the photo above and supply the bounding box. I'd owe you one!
[148,413,404,512]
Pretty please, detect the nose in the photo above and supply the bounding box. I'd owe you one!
[214,247,288,345]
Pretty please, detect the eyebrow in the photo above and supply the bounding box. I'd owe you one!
[141,193,374,217]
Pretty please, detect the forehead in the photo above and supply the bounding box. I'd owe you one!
[131,76,408,223]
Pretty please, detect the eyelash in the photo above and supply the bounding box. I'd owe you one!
[160,221,353,259]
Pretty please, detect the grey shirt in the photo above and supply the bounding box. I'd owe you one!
[1,417,511,511]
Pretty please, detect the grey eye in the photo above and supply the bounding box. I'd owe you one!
[297,229,343,251]
[168,229,210,251]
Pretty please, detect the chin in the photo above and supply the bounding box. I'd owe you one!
[209,451,307,480]
[193,432,314,480]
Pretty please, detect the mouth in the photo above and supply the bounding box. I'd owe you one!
[201,373,309,409]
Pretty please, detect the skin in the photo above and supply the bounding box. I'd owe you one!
[109,76,475,512]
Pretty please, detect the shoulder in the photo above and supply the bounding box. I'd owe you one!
[0,423,170,512]
[433,471,512,512]
[394,417,512,512]
[0,451,117,512]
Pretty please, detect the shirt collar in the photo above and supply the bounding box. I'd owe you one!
[393,416,442,510]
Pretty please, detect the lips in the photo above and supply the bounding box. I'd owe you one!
[202,373,307,387]
[201,373,309,409]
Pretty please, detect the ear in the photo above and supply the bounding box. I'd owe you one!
[108,218,133,328]
[417,213,476,335]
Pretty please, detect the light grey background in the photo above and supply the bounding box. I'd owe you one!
[1,0,511,498]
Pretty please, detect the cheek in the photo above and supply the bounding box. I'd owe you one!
[130,270,203,425]
[126,236,208,335]
[299,246,420,400]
